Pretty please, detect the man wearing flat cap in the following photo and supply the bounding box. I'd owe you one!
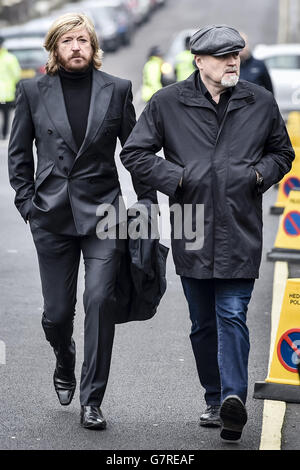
[121,25,294,442]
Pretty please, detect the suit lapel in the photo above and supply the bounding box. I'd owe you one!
[76,69,114,159]
[38,74,78,154]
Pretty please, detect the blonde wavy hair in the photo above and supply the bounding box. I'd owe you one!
[44,12,103,75]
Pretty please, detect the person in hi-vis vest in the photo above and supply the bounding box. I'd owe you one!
[0,36,21,139]
[174,36,196,82]
[142,46,163,102]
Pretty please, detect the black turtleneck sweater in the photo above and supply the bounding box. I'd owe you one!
[197,73,233,125]
[58,65,92,150]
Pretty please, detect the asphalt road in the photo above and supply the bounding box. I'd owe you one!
[0,0,298,453]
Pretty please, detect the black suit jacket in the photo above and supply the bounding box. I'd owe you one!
[8,68,154,235]
[115,199,169,323]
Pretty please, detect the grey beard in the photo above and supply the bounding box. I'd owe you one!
[221,74,239,87]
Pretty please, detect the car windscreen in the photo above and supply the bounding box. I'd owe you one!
[89,6,115,23]
[7,48,47,65]
[166,35,186,61]
[264,55,300,69]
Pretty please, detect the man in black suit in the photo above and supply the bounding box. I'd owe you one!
[8,12,152,429]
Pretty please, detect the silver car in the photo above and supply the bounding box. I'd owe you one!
[253,43,300,121]
[160,28,196,86]
[3,37,47,79]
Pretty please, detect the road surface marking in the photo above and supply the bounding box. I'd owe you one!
[0,340,6,365]
[259,261,288,450]
[260,400,286,450]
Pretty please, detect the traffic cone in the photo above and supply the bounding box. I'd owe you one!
[267,189,300,262]
[254,278,300,402]
[270,112,300,214]
[287,111,300,148]
[270,148,300,215]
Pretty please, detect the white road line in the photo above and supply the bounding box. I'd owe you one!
[260,400,286,450]
[259,261,288,450]
[0,340,6,365]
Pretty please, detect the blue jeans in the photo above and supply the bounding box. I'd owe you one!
[181,277,255,405]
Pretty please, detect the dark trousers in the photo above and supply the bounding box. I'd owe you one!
[0,102,14,138]
[181,277,255,405]
[30,223,125,406]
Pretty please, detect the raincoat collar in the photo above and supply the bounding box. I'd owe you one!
[178,70,255,108]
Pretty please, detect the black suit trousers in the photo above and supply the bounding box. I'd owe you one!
[30,221,125,406]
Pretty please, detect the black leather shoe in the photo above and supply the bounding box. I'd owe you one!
[53,339,76,406]
[53,369,76,406]
[80,406,107,430]
[199,405,221,427]
[220,395,248,442]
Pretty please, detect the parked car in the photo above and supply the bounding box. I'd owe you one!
[160,28,197,86]
[150,0,166,9]
[126,0,151,25]
[253,43,300,120]
[2,5,120,53]
[138,0,152,22]
[89,0,135,46]
[3,37,47,79]
[1,16,57,40]
[56,1,121,52]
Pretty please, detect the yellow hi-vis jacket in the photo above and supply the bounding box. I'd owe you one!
[175,50,195,82]
[142,56,163,102]
[0,48,21,103]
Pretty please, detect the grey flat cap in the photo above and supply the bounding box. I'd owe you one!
[190,25,245,56]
